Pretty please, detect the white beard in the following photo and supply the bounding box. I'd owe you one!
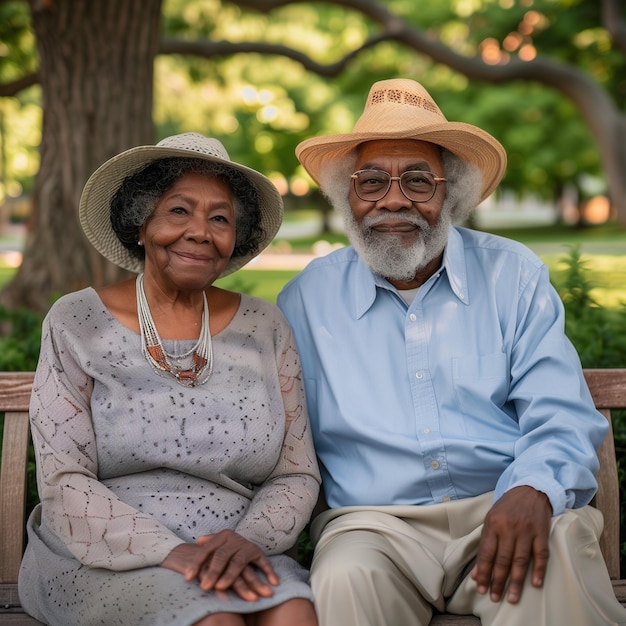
[340,206,452,281]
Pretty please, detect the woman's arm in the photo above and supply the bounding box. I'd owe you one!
[31,308,184,570]
[234,323,321,555]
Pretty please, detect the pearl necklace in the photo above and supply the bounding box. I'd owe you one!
[135,273,213,387]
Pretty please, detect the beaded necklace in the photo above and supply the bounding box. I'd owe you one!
[136,273,213,387]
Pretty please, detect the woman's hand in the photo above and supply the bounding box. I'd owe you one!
[160,529,279,601]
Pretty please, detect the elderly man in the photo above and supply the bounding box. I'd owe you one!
[277,78,626,626]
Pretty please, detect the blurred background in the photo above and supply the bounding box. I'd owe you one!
[1,0,625,311]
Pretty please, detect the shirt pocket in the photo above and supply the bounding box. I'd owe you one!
[451,352,514,437]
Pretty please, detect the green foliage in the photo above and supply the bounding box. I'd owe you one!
[554,245,626,369]
[0,2,36,79]
[3,0,624,205]
[0,304,42,371]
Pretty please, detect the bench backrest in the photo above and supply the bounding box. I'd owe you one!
[583,368,625,579]
[0,369,624,583]
[0,372,35,584]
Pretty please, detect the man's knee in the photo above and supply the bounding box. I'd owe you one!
[311,530,391,594]
[310,530,434,626]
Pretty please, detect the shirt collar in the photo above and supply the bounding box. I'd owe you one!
[442,227,469,305]
[351,227,469,319]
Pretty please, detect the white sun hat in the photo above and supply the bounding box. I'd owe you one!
[79,133,284,277]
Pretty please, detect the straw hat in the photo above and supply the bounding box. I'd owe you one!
[79,133,284,277]
[296,78,507,201]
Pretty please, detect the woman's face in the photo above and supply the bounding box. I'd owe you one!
[139,172,236,290]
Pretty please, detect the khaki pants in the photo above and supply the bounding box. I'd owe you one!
[310,493,626,626]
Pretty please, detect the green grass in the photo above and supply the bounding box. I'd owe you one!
[0,267,16,288]
[488,222,626,243]
[215,269,300,303]
[545,254,626,309]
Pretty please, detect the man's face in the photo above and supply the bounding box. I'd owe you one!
[341,139,451,285]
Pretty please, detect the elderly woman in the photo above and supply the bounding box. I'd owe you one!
[18,133,321,626]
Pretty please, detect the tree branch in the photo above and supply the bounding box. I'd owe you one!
[602,0,626,56]
[174,2,619,128]
[0,72,39,97]
[160,34,389,76]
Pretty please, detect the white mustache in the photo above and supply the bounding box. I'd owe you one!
[363,212,430,230]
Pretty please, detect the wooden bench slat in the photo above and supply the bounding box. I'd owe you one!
[0,410,32,584]
[584,368,626,581]
[0,373,33,412]
[584,369,626,409]
[0,371,34,583]
[0,616,45,625]
[595,408,621,579]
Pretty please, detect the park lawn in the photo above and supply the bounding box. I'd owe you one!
[544,253,626,309]
[215,269,300,303]
[0,267,15,289]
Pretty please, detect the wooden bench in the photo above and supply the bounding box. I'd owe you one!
[0,372,42,625]
[2,370,626,625]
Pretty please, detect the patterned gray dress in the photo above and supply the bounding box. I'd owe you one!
[18,288,320,626]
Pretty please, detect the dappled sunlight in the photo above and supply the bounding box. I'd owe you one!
[480,6,545,64]
[290,178,310,196]
[0,251,22,268]
[269,173,289,195]
[582,196,611,225]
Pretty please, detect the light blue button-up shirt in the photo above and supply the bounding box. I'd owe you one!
[277,227,608,516]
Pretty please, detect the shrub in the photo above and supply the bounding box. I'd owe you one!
[555,246,626,370]
[0,305,43,371]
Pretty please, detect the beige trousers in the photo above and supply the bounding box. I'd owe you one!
[310,492,626,626]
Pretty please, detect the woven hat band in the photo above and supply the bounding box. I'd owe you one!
[356,81,446,127]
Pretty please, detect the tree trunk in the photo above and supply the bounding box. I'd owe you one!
[600,113,626,225]
[0,0,162,314]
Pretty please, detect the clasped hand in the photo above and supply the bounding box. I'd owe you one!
[161,529,279,601]
[471,485,552,605]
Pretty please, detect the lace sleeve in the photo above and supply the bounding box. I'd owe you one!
[31,310,184,571]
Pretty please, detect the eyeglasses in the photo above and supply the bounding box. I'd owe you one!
[351,169,447,203]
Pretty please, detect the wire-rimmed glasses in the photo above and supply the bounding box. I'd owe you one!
[351,169,447,203]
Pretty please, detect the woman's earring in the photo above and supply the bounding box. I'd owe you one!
[138,241,144,246]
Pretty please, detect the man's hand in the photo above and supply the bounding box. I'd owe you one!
[161,529,279,601]
[471,486,552,604]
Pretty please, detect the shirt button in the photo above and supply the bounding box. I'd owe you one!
[431,460,440,470]
[409,313,417,322]
[423,428,431,434]
[442,495,451,502]
[415,371,424,379]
